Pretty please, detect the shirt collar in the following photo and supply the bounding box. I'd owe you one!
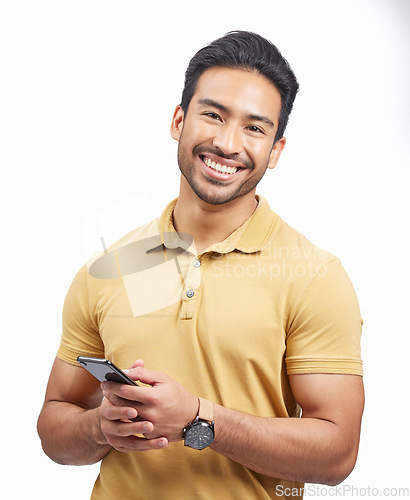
[146,195,280,255]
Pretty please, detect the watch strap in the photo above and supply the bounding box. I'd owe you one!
[198,397,213,423]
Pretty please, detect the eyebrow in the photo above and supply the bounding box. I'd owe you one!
[197,98,275,128]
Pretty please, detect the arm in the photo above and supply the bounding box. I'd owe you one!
[102,366,364,486]
[37,357,111,465]
[211,373,364,485]
[37,358,165,465]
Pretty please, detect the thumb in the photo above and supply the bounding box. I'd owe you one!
[123,359,145,382]
[127,359,145,370]
[127,366,167,386]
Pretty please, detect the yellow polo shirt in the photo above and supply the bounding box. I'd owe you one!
[57,196,363,499]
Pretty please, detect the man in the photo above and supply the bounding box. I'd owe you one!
[38,31,364,499]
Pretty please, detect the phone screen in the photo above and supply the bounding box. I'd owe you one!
[77,356,138,385]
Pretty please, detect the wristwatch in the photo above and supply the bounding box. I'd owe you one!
[183,398,215,450]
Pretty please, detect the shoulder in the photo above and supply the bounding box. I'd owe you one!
[259,209,337,279]
[257,209,359,309]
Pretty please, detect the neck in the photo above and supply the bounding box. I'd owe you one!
[173,176,258,254]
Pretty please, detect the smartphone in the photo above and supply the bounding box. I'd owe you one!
[77,356,138,386]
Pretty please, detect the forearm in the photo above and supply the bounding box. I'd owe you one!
[211,405,356,486]
[37,401,111,465]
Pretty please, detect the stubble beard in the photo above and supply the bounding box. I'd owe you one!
[177,142,268,206]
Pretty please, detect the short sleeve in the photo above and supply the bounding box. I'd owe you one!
[57,265,105,366]
[285,258,363,376]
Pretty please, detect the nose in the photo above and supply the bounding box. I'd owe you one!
[212,122,243,155]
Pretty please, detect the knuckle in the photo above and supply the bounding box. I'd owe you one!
[99,406,110,422]
[105,403,117,420]
[117,424,127,437]
[120,385,134,400]
[144,392,158,406]
[116,385,128,398]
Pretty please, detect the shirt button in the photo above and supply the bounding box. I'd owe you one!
[186,289,194,298]
[193,260,201,268]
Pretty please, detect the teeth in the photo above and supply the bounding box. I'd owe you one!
[203,157,238,174]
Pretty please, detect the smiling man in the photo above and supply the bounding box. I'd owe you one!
[174,67,283,207]
[38,32,364,499]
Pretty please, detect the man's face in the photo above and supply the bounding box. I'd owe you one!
[171,67,285,206]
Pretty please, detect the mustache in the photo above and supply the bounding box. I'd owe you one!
[193,145,253,170]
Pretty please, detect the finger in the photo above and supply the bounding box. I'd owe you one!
[101,397,138,421]
[109,435,169,453]
[102,381,144,404]
[121,359,145,382]
[103,389,133,408]
[125,366,168,387]
[103,382,162,408]
[127,359,145,370]
[112,419,155,438]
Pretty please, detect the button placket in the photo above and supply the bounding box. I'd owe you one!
[179,255,206,320]
[184,256,202,297]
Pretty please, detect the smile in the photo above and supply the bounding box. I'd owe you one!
[201,156,238,175]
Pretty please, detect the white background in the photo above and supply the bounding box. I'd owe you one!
[1,0,409,498]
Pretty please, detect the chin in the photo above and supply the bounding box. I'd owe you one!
[190,182,241,206]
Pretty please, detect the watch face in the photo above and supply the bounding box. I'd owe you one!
[185,422,214,450]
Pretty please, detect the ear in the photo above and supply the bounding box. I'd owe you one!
[267,136,286,170]
[170,105,184,141]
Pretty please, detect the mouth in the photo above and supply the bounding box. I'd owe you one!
[200,154,244,177]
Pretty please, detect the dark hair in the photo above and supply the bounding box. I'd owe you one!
[180,31,299,143]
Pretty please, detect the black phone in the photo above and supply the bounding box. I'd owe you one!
[77,356,138,386]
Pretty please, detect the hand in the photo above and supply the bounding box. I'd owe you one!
[98,395,168,453]
[100,360,198,449]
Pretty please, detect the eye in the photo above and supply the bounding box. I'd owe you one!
[203,112,222,121]
[247,125,264,134]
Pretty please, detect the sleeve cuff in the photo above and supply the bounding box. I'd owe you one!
[286,356,363,376]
